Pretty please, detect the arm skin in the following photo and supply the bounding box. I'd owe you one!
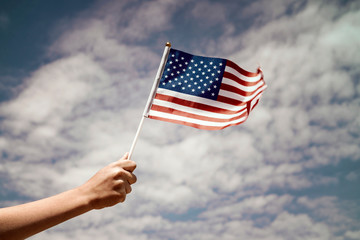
[0,153,137,240]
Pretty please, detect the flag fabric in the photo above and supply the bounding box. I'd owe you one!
[147,48,267,130]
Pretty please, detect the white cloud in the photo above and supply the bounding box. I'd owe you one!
[190,1,227,27]
[346,171,358,181]
[200,194,293,219]
[0,54,105,134]
[242,0,305,24]
[345,230,360,240]
[1,0,360,239]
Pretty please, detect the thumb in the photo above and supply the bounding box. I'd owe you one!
[121,152,129,161]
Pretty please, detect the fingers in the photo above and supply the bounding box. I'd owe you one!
[112,152,137,202]
[114,185,127,203]
[127,172,137,185]
[120,152,129,161]
[115,159,137,173]
[114,179,132,199]
[115,169,137,185]
[124,182,132,194]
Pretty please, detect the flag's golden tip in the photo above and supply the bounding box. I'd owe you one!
[166,42,171,47]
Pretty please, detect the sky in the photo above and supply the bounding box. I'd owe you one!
[0,0,359,239]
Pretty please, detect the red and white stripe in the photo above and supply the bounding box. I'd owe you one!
[148,60,267,130]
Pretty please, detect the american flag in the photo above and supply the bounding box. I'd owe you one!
[147,48,267,130]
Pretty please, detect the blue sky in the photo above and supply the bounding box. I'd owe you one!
[0,0,359,239]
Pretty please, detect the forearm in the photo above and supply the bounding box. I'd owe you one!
[0,153,136,240]
[0,187,92,240]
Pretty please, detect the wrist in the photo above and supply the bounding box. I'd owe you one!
[74,184,95,212]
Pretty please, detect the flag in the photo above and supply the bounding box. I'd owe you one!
[147,48,267,130]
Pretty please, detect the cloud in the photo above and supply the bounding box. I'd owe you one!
[224,0,360,168]
[1,0,359,239]
[190,1,227,27]
[345,230,360,240]
[200,194,294,220]
[241,0,306,25]
[346,171,358,181]
[120,0,180,42]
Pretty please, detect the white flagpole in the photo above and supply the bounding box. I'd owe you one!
[128,42,172,159]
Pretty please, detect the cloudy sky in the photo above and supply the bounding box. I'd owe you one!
[0,0,359,239]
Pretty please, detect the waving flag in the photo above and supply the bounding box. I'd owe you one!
[147,48,267,130]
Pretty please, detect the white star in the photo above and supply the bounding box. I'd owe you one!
[192,89,195,92]
[181,57,184,60]
[172,54,175,57]
[219,63,223,66]
[182,87,185,90]
[191,59,194,63]
[211,73,215,76]
[167,68,170,71]
[213,85,217,88]
[179,64,182,67]
[185,62,188,65]
[169,61,173,64]
[204,65,207,68]
[202,90,205,94]
[213,66,217,69]
[194,64,198,67]
[198,86,201,89]
[210,62,213,65]
[212,93,215,96]
[172,84,176,87]
[198,68,202,71]
[189,66,192,70]
[217,70,221,73]
[173,66,176,69]
[175,59,179,62]
[188,84,192,87]
[200,61,203,64]
[206,76,209,79]
[177,71,180,74]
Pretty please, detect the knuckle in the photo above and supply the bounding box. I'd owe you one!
[118,195,126,203]
[116,179,125,187]
[117,169,125,177]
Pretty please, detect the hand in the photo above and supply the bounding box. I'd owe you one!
[0,153,137,239]
[79,153,137,210]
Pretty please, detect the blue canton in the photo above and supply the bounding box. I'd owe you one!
[159,49,226,100]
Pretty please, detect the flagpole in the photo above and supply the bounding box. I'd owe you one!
[128,42,172,159]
